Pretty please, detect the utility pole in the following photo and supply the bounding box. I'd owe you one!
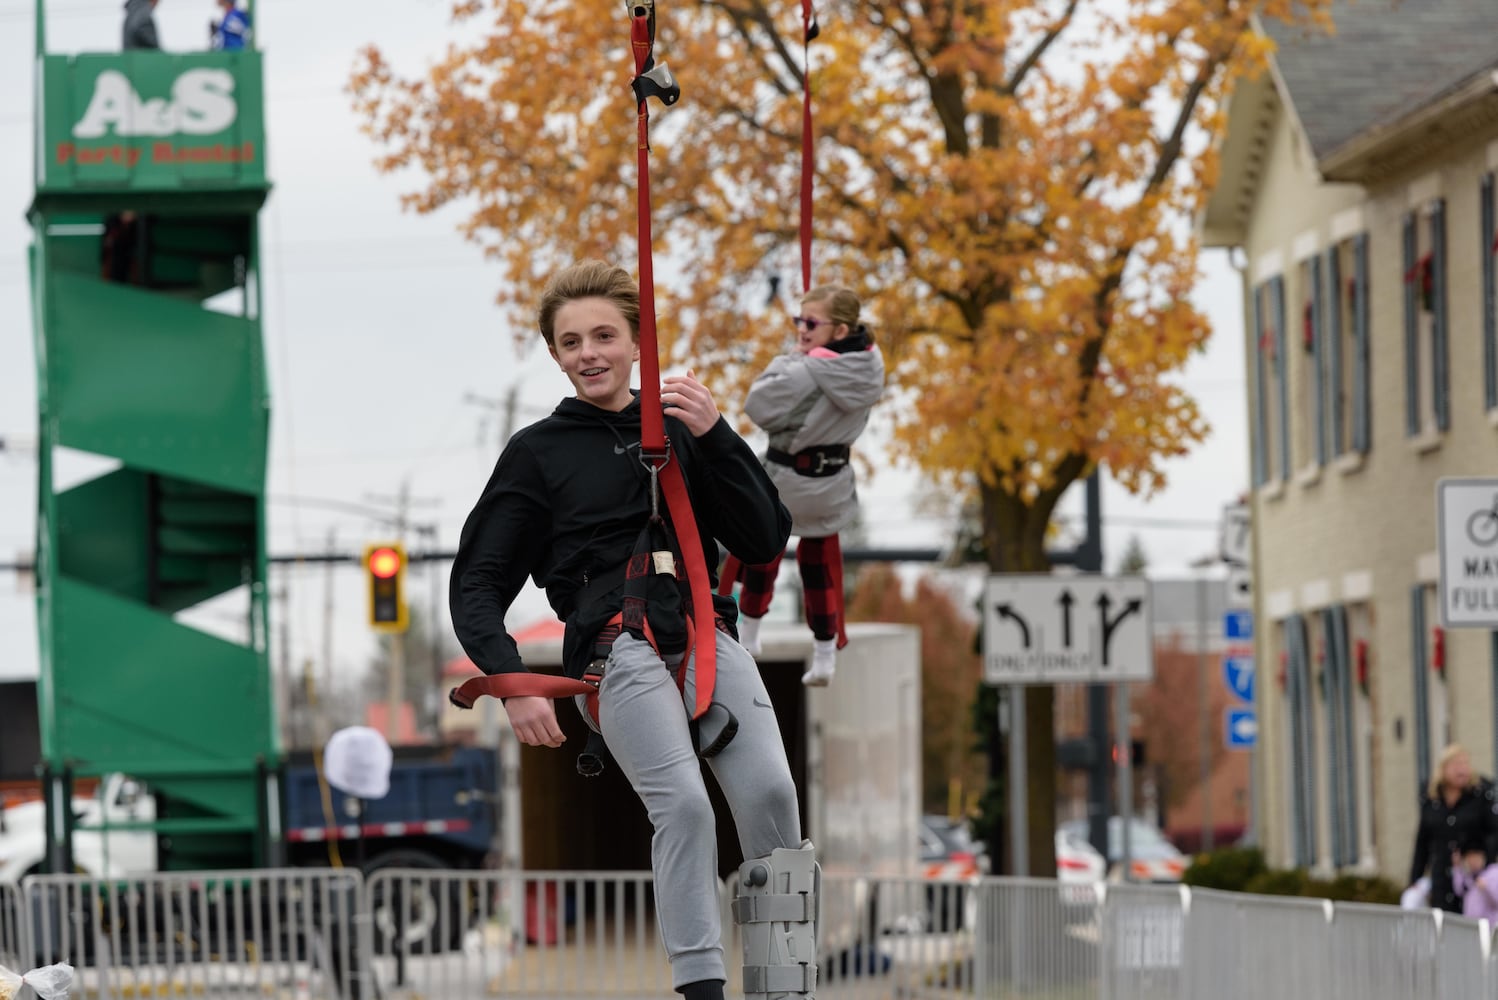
[320,527,336,746]
[419,522,442,734]
[465,384,521,455]
[275,586,293,749]
[364,478,439,745]
[386,480,410,745]
[1198,574,1214,851]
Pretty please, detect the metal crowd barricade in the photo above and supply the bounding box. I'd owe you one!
[364,867,674,999]
[1432,912,1489,1000]
[1098,882,1185,1000]
[23,868,366,1000]
[28,864,1498,999]
[1325,898,1441,1000]
[0,880,23,973]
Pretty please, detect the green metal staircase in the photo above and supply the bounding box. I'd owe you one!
[29,22,278,871]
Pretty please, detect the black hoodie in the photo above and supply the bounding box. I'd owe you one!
[450,393,791,680]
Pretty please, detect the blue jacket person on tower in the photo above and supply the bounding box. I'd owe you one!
[210,0,251,50]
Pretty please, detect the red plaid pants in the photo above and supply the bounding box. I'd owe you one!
[719,534,848,648]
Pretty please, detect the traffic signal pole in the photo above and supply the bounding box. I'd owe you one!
[386,632,406,744]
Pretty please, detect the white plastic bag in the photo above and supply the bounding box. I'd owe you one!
[0,962,74,1000]
[1400,875,1431,911]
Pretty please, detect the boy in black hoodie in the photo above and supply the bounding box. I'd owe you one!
[450,261,814,1000]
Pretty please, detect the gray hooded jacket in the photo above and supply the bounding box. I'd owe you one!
[744,340,884,537]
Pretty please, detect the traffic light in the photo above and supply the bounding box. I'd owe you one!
[364,543,408,633]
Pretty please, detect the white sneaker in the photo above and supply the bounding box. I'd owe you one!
[803,639,836,686]
[738,615,762,657]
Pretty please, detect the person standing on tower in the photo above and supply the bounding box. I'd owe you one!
[210,0,252,50]
[122,0,160,50]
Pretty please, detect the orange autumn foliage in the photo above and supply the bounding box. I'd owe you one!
[350,0,1330,572]
[351,0,1333,872]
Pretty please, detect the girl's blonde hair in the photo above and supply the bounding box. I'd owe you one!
[1430,743,1478,799]
[537,261,640,348]
[802,285,869,338]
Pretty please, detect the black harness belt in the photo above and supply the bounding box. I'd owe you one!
[767,444,849,478]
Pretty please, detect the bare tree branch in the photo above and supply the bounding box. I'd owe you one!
[1003,0,1080,95]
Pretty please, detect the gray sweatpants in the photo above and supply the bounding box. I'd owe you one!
[578,630,802,989]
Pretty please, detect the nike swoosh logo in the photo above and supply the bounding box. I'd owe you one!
[753,697,773,709]
[613,441,642,455]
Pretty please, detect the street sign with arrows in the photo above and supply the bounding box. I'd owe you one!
[982,575,1154,684]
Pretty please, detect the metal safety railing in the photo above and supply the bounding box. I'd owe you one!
[5,869,1498,999]
[0,878,24,974]
[14,868,366,999]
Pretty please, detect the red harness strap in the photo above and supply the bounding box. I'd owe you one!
[630,2,717,721]
[449,613,663,728]
[450,671,597,711]
[799,0,819,294]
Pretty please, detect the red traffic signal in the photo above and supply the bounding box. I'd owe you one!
[368,546,402,580]
[364,543,408,633]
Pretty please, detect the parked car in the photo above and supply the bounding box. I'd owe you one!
[919,814,987,878]
[1055,822,1107,908]
[917,814,984,932]
[1057,817,1188,884]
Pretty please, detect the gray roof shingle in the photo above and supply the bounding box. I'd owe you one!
[1264,0,1498,161]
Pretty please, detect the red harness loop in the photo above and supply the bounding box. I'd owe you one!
[449,671,596,711]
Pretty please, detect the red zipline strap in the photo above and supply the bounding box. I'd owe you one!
[799,0,818,294]
[631,8,665,454]
[450,672,596,710]
[629,1,716,720]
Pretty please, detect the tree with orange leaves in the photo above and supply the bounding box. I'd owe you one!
[351,0,1330,875]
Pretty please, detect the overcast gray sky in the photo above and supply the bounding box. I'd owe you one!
[0,0,1248,688]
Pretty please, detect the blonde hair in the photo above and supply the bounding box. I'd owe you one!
[537,261,640,348]
[802,285,867,339]
[1430,744,1477,799]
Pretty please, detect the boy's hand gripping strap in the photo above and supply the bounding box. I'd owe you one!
[629,0,716,720]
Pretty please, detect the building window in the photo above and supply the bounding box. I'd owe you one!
[1325,235,1371,455]
[1347,603,1376,867]
[1481,174,1497,412]
[1283,613,1318,868]
[1403,201,1450,436]
[1320,604,1360,869]
[1297,256,1327,470]
[1252,276,1290,487]
[1411,583,1448,791]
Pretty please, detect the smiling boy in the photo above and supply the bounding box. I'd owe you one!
[450,261,815,1000]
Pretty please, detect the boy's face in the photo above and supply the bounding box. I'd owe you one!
[1465,850,1487,873]
[549,297,639,412]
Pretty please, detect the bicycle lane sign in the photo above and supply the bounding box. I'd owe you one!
[1438,478,1498,627]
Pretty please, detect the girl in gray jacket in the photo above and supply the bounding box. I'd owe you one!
[723,285,885,684]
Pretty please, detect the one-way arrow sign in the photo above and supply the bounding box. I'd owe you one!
[983,575,1153,684]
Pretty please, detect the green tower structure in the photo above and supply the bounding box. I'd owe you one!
[28,1,280,871]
